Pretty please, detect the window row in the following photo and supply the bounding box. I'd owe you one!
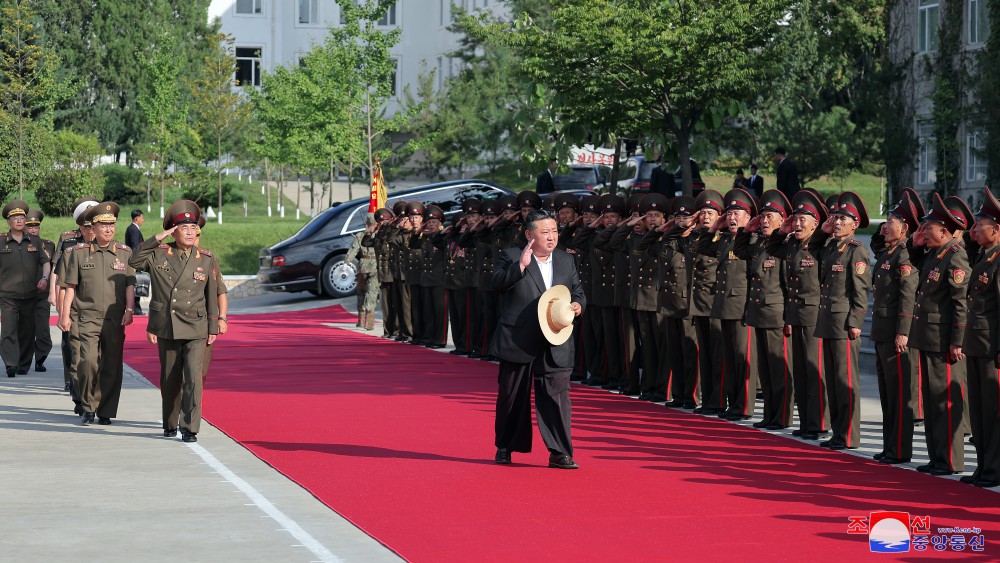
[917,123,989,185]
[236,0,398,27]
[918,0,991,53]
[235,46,401,97]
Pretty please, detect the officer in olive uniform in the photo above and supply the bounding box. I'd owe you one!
[129,200,221,443]
[961,187,1000,487]
[418,205,448,348]
[610,193,645,394]
[812,192,871,450]
[767,190,830,440]
[389,201,414,342]
[869,188,921,464]
[569,195,602,382]
[735,190,792,429]
[446,199,480,355]
[0,200,51,377]
[58,203,136,425]
[373,207,396,338]
[688,190,723,414]
[345,213,380,330]
[909,193,972,475]
[471,198,504,359]
[24,209,55,372]
[403,202,427,344]
[512,191,543,249]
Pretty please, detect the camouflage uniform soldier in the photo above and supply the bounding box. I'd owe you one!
[345,213,380,330]
[24,209,56,373]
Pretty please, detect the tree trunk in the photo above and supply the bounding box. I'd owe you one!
[309,171,315,217]
[264,157,271,215]
[676,120,694,197]
[217,136,223,224]
[348,154,353,201]
[608,135,621,196]
[329,155,335,210]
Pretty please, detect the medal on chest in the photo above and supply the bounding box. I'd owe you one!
[111,259,126,271]
[928,268,940,282]
[831,263,844,273]
[763,258,775,269]
[26,244,36,252]
[979,273,990,284]
[880,262,891,270]
[800,258,815,268]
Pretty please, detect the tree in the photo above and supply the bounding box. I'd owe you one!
[974,0,1000,188]
[476,0,789,195]
[137,36,185,217]
[0,0,61,198]
[189,33,252,223]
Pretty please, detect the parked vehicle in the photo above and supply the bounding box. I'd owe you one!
[257,180,513,298]
[554,164,609,191]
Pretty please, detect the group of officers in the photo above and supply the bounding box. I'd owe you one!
[357,183,999,488]
[0,196,225,443]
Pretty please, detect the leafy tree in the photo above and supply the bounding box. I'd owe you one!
[188,33,252,223]
[36,167,103,216]
[136,36,186,217]
[975,0,1000,188]
[51,129,101,169]
[0,109,51,201]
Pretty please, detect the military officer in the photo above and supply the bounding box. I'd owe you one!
[688,190,723,414]
[373,207,397,338]
[812,192,871,450]
[24,209,55,373]
[736,190,792,429]
[767,190,830,440]
[472,198,503,360]
[909,193,972,475]
[0,200,51,377]
[512,191,543,248]
[58,203,136,425]
[446,199,480,355]
[129,200,221,443]
[418,205,448,348]
[389,200,413,342]
[869,188,921,464]
[345,213,380,330]
[403,201,426,344]
[612,193,645,394]
[569,195,602,383]
[961,187,1000,488]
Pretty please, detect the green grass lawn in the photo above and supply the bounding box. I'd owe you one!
[703,172,889,218]
[16,181,310,275]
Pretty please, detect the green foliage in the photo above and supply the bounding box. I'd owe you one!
[929,0,968,196]
[51,129,101,168]
[35,167,103,216]
[100,163,145,203]
[976,0,1000,187]
[0,109,52,201]
[181,173,235,207]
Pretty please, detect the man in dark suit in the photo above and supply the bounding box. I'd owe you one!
[536,159,557,194]
[491,209,585,469]
[125,210,145,314]
[747,164,764,198]
[773,147,800,200]
[649,158,675,197]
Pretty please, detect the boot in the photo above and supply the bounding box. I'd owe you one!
[356,312,365,327]
[365,311,375,331]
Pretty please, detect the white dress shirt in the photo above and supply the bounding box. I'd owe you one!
[534,253,553,290]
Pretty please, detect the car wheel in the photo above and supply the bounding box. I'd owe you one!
[320,256,357,298]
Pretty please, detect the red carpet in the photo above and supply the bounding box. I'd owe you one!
[124,306,1000,561]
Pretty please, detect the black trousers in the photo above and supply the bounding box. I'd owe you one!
[421,285,447,347]
[33,296,52,366]
[381,281,397,337]
[694,316,723,410]
[495,351,573,457]
[919,351,966,472]
[665,316,698,403]
[466,287,480,354]
[635,310,665,398]
[756,327,792,427]
[968,356,1000,482]
[823,337,861,448]
[394,280,413,340]
[601,306,623,386]
[620,307,640,390]
[408,282,424,343]
[790,325,828,433]
[0,296,36,372]
[582,304,605,383]
[447,287,468,353]
[875,342,914,460]
[721,319,757,416]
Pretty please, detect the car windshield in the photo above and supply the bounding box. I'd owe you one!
[569,167,598,183]
[638,162,657,181]
[292,207,339,240]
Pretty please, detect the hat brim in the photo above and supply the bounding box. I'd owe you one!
[537,285,574,346]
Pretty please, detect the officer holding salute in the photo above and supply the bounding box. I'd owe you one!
[909,193,972,475]
[130,200,221,443]
[0,200,51,377]
[24,209,55,373]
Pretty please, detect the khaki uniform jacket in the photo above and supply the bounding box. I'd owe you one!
[815,235,871,339]
[63,242,136,321]
[963,244,1000,358]
[696,231,747,321]
[129,238,220,340]
[734,230,785,329]
[0,232,50,299]
[610,226,658,312]
[909,237,971,353]
[766,231,824,327]
[37,239,56,298]
[869,238,918,343]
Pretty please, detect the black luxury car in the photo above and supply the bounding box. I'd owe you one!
[257,179,514,298]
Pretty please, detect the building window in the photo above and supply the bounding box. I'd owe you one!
[918,122,937,185]
[440,0,444,26]
[235,0,262,15]
[969,0,991,44]
[918,0,940,53]
[967,130,988,182]
[235,47,262,87]
[437,56,443,90]
[299,0,319,25]
[377,3,397,26]
[390,58,399,97]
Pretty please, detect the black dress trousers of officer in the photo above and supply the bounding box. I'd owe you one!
[963,244,1000,483]
[406,233,425,344]
[684,233,721,411]
[0,232,49,373]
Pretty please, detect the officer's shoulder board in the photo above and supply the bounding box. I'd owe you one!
[158,243,171,249]
[113,242,131,252]
[60,231,77,241]
[847,239,862,247]
[71,243,89,252]
[951,244,963,253]
[198,248,213,258]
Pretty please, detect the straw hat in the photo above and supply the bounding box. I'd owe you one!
[538,285,575,346]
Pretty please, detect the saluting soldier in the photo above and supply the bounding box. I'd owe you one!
[345,213,380,330]
[688,190,724,414]
[373,207,397,338]
[581,194,625,387]
[813,192,871,450]
[471,198,504,360]
[869,188,921,464]
[767,190,830,440]
[403,201,426,344]
[610,194,645,394]
[568,195,602,383]
[418,205,448,348]
[58,203,136,425]
[0,200,51,377]
[909,193,972,475]
[446,199,480,355]
[736,190,792,430]
[129,200,221,443]
[24,209,55,373]
[961,187,1000,488]
[389,201,413,342]
[511,191,543,250]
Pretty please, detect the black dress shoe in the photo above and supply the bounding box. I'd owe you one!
[448,349,465,355]
[666,399,685,408]
[873,452,885,461]
[6,366,15,377]
[928,467,957,476]
[494,448,511,465]
[602,382,620,391]
[726,413,751,421]
[81,412,95,425]
[35,363,46,372]
[801,432,819,440]
[682,402,697,409]
[621,388,641,396]
[792,429,804,437]
[548,454,579,469]
[916,464,934,473]
[819,439,836,447]
[752,421,770,429]
[467,352,481,359]
[163,429,178,438]
[692,407,704,414]
[73,403,84,415]
[879,456,910,464]
[717,409,732,419]
[97,417,112,425]
[181,431,198,443]
[481,355,497,362]
[828,443,851,451]
[638,392,653,401]
[974,479,1000,488]
[766,424,787,430]
[960,475,978,484]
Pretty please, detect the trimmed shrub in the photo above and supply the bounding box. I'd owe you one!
[35,168,105,216]
[101,164,146,203]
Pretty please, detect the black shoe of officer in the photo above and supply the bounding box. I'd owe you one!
[35,363,46,372]
[73,403,84,416]
[873,451,885,461]
[752,420,770,429]
[81,412,96,425]
[638,392,653,401]
[163,428,178,438]
[495,448,511,465]
[6,366,15,378]
[601,382,619,391]
[666,399,685,408]
[181,431,198,443]
[97,417,112,425]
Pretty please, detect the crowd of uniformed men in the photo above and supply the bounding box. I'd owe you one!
[0,196,225,443]
[352,184,1000,488]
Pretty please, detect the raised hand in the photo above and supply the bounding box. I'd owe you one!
[779,216,795,235]
[519,237,536,271]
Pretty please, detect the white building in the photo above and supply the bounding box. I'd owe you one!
[207,0,510,115]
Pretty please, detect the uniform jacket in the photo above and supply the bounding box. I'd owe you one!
[585,226,617,307]
[767,231,824,327]
[666,229,715,317]
[388,226,409,283]
[345,230,377,276]
[610,226,659,312]
[37,239,56,298]
[909,237,971,354]
[869,238,917,343]
[814,234,871,339]
[0,232,50,299]
[443,229,468,291]
[696,231,747,321]
[130,237,221,340]
[63,242,136,321]
[489,247,586,366]
[640,227,691,319]
[405,231,424,285]
[416,230,446,287]
[734,229,785,329]
[963,244,1000,358]
[373,226,394,282]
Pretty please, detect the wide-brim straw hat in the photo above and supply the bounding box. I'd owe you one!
[538,284,575,346]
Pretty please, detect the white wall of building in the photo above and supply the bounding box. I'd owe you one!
[208,0,510,115]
